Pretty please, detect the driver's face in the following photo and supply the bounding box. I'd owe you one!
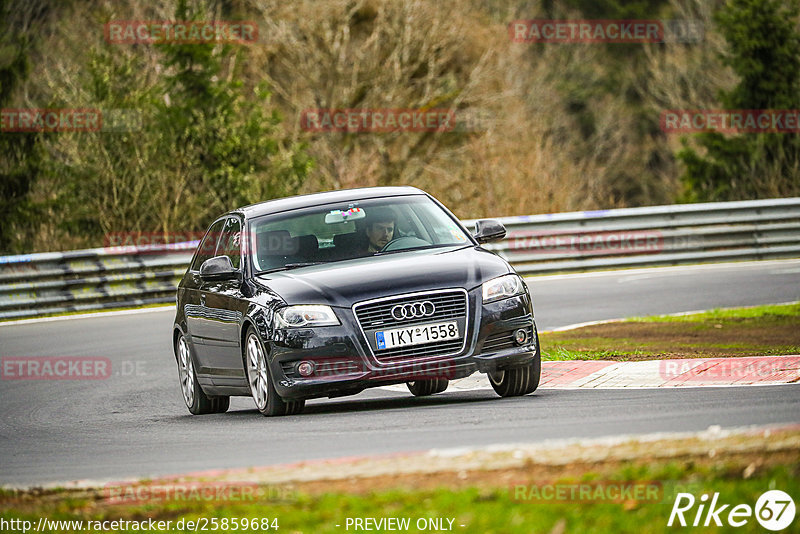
[367,221,395,251]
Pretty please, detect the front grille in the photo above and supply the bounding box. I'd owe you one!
[370,339,464,363]
[280,361,295,377]
[354,290,467,329]
[482,325,534,352]
[354,289,468,363]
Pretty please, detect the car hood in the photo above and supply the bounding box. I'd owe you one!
[255,246,511,307]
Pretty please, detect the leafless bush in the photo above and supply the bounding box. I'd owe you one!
[4,0,747,251]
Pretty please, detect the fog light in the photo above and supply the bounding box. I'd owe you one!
[296,361,315,377]
[514,328,528,345]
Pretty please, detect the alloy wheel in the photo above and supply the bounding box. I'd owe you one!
[177,336,195,408]
[246,333,269,411]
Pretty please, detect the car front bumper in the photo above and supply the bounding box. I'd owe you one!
[269,291,538,400]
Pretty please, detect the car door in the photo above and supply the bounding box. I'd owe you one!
[199,216,250,385]
[184,218,227,374]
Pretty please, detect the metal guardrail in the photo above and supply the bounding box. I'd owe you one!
[465,197,800,274]
[1,198,798,320]
[0,244,195,320]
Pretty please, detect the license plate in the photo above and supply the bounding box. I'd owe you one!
[375,321,459,350]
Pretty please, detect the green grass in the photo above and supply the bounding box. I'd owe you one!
[543,347,649,361]
[541,302,800,361]
[1,462,796,533]
[628,302,800,323]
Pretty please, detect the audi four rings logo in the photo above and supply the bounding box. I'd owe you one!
[391,301,436,320]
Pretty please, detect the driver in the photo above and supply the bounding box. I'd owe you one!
[363,207,396,253]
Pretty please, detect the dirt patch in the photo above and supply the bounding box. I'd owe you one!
[3,427,798,508]
[290,449,798,497]
[276,426,800,497]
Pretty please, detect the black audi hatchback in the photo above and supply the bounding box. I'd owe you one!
[172,187,541,416]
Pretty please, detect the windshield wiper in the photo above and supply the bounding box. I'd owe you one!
[259,262,327,274]
[373,244,463,256]
[285,262,326,268]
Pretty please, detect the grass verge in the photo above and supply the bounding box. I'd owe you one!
[1,428,797,533]
[541,302,800,361]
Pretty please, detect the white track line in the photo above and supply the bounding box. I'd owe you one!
[546,300,800,332]
[523,258,800,281]
[0,305,175,327]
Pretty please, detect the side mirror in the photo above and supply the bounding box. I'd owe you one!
[199,255,240,282]
[473,219,506,244]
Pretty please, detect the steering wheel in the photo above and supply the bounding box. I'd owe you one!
[379,236,430,253]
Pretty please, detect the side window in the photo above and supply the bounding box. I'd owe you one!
[216,217,242,269]
[191,219,226,271]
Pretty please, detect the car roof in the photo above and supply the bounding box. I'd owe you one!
[231,186,427,218]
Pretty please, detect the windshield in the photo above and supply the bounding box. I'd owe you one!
[249,195,472,273]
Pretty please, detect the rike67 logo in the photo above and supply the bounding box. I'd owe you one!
[668,490,795,531]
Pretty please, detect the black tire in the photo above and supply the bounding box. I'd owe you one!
[212,396,230,413]
[488,346,541,397]
[244,327,305,416]
[406,378,449,396]
[176,333,228,415]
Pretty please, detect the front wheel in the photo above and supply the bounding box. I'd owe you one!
[176,334,229,415]
[407,378,449,396]
[488,352,541,397]
[245,328,304,416]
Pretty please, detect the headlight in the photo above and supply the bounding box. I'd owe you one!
[274,305,340,327]
[482,274,525,303]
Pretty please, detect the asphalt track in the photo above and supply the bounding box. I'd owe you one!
[1,260,799,486]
